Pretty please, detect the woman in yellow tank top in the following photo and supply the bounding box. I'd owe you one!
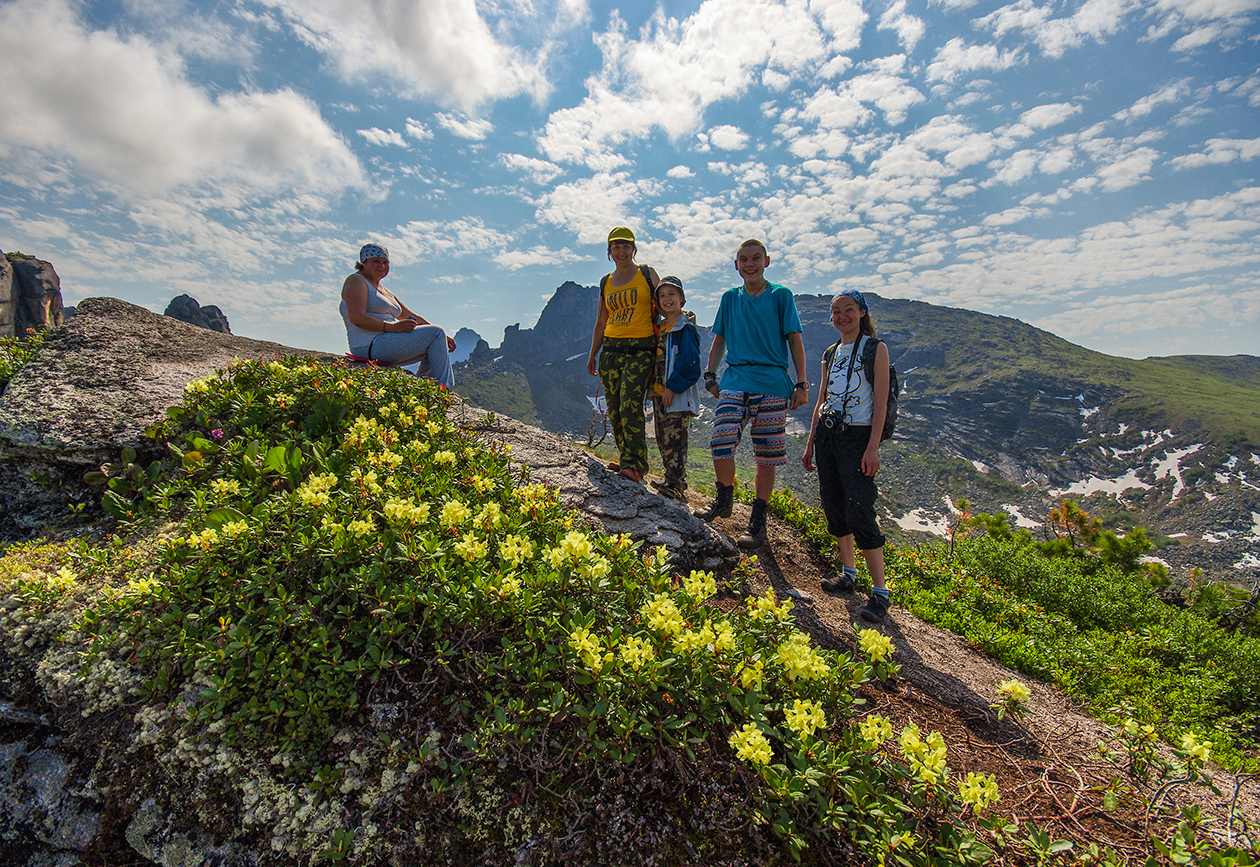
[587,226,660,484]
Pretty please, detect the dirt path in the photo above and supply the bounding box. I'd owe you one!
[689,493,1260,856]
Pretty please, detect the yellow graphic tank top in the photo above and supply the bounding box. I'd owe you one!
[602,268,655,339]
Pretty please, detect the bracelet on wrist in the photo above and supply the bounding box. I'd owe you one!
[794,381,808,391]
[703,371,717,382]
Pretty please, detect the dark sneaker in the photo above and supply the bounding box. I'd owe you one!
[860,593,890,623]
[651,480,686,501]
[820,573,856,594]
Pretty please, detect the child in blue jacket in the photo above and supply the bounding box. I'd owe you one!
[651,276,702,500]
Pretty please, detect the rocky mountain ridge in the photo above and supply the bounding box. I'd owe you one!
[456,283,1260,586]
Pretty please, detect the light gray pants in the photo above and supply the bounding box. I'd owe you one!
[355,325,454,389]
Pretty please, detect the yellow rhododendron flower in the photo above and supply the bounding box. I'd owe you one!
[957,772,1000,812]
[618,635,655,670]
[783,699,827,740]
[1181,732,1212,763]
[859,714,892,747]
[858,628,894,663]
[682,570,717,603]
[209,478,243,497]
[641,594,685,637]
[498,534,534,567]
[737,659,765,692]
[440,500,472,528]
[560,531,593,563]
[775,633,830,682]
[454,534,488,562]
[432,450,457,466]
[997,680,1030,704]
[729,723,773,766]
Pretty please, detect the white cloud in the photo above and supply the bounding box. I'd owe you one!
[405,119,434,140]
[357,127,407,147]
[879,0,926,52]
[1114,81,1192,121]
[709,125,751,150]
[0,0,364,196]
[1096,146,1160,190]
[667,165,695,178]
[1019,102,1083,129]
[535,172,660,244]
[926,37,1024,83]
[1171,137,1260,169]
[502,153,563,184]
[492,245,583,270]
[435,112,494,140]
[538,0,841,166]
[258,0,559,107]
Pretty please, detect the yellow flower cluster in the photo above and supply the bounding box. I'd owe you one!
[729,722,773,766]
[49,567,78,593]
[470,474,494,493]
[440,500,472,528]
[1180,732,1212,763]
[453,534,488,562]
[672,622,716,655]
[209,478,243,497]
[432,450,457,466]
[712,620,736,653]
[957,772,1000,812]
[1123,718,1157,743]
[297,473,338,508]
[568,626,608,673]
[180,527,220,549]
[737,659,765,691]
[783,699,827,740]
[384,498,430,524]
[377,449,404,469]
[858,714,893,747]
[775,633,831,682]
[560,531,593,562]
[347,518,375,538]
[346,416,386,448]
[641,593,685,637]
[997,679,1030,704]
[221,520,250,538]
[498,534,534,567]
[900,723,948,785]
[477,502,504,530]
[747,588,794,622]
[682,570,717,603]
[579,555,611,581]
[407,440,430,457]
[858,628,894,663]
[184,377,212,395]
[497,573,522,597]
[349,468,382,494]
[618,635,655,670]
[516,483,553,510]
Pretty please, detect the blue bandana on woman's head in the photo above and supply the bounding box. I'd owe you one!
[835,288,868,312]
[358,243,389,263]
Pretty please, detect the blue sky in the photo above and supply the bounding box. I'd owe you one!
[2,0,1258,359]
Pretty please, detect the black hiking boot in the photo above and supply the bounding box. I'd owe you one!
[694,482,734,522]
[860,592,890,624]
[737,498,769,549]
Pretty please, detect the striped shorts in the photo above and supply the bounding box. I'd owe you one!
[710,391,789,467]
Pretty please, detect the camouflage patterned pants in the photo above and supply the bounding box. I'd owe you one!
[652,398,692,490]
[600,337,654,477]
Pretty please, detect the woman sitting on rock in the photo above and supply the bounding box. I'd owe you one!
[340,243,455,389]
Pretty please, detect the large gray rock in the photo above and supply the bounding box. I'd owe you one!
[1,254,65,338]
[164,294,231,334]
[0,740,101,859]
[0,296,319,541]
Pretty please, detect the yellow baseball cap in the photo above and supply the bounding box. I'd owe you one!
[607,226,635,243]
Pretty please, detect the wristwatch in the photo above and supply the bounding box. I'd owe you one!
[794,381,808,391]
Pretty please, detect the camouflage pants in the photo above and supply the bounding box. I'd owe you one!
[600,337,654,476]
[652,397,692,490]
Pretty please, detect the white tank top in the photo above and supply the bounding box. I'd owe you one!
[823,335,874,425]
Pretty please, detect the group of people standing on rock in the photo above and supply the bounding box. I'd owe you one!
[585,228,892,625]
[338,232,891,624]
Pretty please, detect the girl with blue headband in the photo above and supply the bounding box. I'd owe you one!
[803,288,892,623]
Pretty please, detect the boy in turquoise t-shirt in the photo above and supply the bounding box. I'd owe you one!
[695,239,810,548]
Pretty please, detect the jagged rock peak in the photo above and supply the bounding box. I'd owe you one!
[2,252,65,338]
[164,294,231,333]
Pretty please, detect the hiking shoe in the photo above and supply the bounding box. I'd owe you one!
[737,498,769,549]
[859,593,890,624]
[820,573,856,594]
[651,480,686,501]
[694,482,734,521]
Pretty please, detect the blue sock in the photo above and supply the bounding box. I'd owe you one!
[872,587,890,599]
[842,566,858,577]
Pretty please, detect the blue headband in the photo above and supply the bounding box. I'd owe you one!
[835,289,868,312]
[359,243,389,263]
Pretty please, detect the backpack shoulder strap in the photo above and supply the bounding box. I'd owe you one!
[861,335,881,384]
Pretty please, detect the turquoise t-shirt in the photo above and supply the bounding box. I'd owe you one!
[711,282,802,398]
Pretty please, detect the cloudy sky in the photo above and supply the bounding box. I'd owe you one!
[2,0,1258,359]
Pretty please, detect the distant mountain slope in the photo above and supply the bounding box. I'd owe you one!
[456,284,1260,585]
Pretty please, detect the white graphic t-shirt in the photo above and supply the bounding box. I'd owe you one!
[823,335,874,425]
